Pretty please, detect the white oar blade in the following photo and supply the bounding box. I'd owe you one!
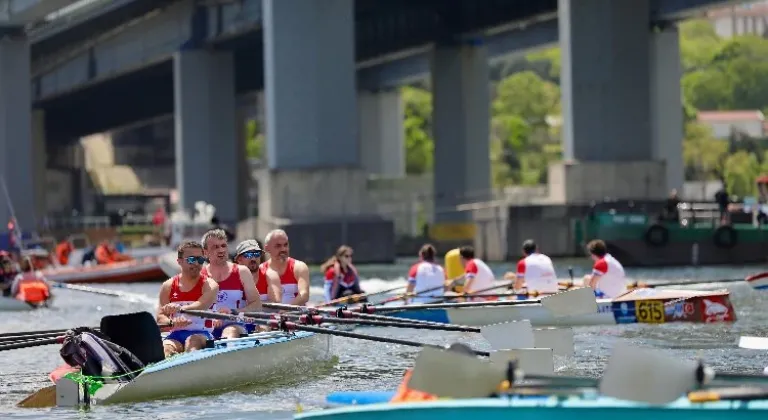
[408,347,504,398]
[490,348,554,375]
[534,328,574,357]
[599,342,697,404]
[540,287,598,318]
[738,336,768,350]
[481,320,534,350]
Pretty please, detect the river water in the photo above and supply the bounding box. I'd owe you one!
[1,259,767,419]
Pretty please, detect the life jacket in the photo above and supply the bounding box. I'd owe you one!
[390,369,438,403]
[59,327,144,383]
[95,245,115,265]
[55,242,73,265]
[15,274,50,304]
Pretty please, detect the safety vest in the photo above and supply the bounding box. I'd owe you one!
[15,273,50,304]
[390,369,438,403]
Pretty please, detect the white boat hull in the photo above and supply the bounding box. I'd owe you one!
[59,331,333,405]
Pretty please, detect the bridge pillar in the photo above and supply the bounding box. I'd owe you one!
[358,90,405,179]
[260,0,373,221]
[0,37,45,231]
[551,0,680,203]
[173,50,240,224]
[431,43,491,222]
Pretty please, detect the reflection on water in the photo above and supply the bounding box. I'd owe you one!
[0,259,766,419]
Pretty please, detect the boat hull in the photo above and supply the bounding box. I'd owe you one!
[59,331,333,405]
[0,295,41,311]
[386,289,736,327]
[296,396,768,420]
[43,258,165,284]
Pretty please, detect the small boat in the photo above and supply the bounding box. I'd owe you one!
[296,395,768,420]
[385,288,736,327]
[41,257,166,284]
[44,312,334,406]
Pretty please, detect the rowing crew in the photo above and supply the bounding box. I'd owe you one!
[156,228,311,357]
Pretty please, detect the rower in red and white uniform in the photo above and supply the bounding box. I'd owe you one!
[200,229,263,339]
[458,246,495,296]
[157,240,219,358]
[406,244,446,303]
[582,239,628,299]
[236,239,281,303]
[261,229,310,306]
[514,239,558,293]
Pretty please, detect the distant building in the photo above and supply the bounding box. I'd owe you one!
[697,110,766,139]
[707,1,768,38]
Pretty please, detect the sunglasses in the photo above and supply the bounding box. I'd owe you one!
[240,251,262,260]
[184,256,206,265]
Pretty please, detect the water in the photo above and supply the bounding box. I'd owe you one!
[1,259,767,419]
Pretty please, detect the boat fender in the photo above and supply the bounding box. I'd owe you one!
[713,225,738,249]
[643,224,669,247]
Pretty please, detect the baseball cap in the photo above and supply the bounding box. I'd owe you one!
[235,240,262,257]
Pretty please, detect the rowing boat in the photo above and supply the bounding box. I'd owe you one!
[385,288,736,327]
[296,395,768,420]
[55,330,333,406]
[42,257,165,284]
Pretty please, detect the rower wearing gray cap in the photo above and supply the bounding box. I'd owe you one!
[235,239,282,303]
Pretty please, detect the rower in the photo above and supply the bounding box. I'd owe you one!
[457,246,495,297]
[514,239,558,294]
[235,239,282,303]
[321,245,364,303]
[260,229,311,306]
[157,240,219,357]
[405,244,446,303]
[201,229,263,339]
[582,239,628,299]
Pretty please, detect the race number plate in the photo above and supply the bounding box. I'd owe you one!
[636,300,665,324]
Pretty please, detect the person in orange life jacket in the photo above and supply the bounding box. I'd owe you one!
[55,240,74,266]
[157,240,219,357]
[262,229,311,306]
[200,229,263,340]
[391,342,477,403]
[0,251,19,297]
[94,240,132,265]
[11,257,51,304]
[321,245,364,303]
[236,239,282,307]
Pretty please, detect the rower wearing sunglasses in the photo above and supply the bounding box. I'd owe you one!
[234,239,282,303]
[157,240,219,358]
[200,229,263,340]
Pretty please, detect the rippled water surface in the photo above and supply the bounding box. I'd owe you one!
[1,259,767,419]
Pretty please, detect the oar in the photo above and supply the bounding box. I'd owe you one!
[0,336,63,351]
[373,277,465,306]
[244,310,477,332]
[51,282,155,303]
[430,281,515,303]
[179,309,491,357]
[627,278,750,289]
[266,302,473,328]
[0,327,83,339]
[318,285,405,307]
[0,322,170,351]
[0,330,81,344]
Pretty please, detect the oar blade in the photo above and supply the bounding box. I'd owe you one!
[540,287,598,318]
[408,346,504,398]
[17,385,57,408]
[480,320,534,350]
[490,348,554,375]
[599,342,697,404]
[738,336,768,350]
[534,328,574,357]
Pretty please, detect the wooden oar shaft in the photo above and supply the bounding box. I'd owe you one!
[180,309,490,357]
[242,311,480,332]
[320,285,405,307]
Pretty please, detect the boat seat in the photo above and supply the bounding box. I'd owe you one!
[100,311,165,366]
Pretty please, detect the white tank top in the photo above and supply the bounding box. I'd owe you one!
[592,254,627,298]
[464,258,495,294]
[407,261,445,302]
[516,253,558,293]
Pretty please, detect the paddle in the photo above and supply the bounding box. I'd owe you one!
[51,282,155,304]
[372,277,465,306]
[319,285,406,307]
[359,287,599,319]
[180,309,492,357]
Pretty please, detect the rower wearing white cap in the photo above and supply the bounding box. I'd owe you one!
[514,239,558,294]
[236,239,282,303]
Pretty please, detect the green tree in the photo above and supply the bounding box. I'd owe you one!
[401,86,433,174]
[245,119,264,160]
[724,151,760,197]
[682,122,728,181]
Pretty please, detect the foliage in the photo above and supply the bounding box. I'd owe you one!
[245,120,264,160]
[401,86,434,174]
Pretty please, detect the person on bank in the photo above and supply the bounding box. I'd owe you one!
[321,245,364,303]
[405,244,446,303]
[457,246,495,297]
[513,240,559,294]
[157,240,219,358]
[582,239,628,298]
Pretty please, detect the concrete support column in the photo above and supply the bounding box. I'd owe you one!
[550,0,667,203]
[358,90,405,178]
[650,26,684,194]
[260,0,372,222]
[0,37,43,231]
[431,43,491,222]
[174,49,239,224]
